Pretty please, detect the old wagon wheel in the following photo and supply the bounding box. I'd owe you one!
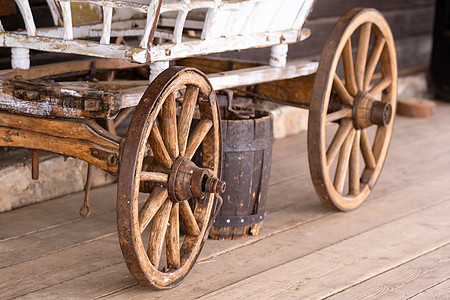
[308,8,397,211]
[117,67,224,288]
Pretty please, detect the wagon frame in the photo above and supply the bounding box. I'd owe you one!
[0,0,397,289]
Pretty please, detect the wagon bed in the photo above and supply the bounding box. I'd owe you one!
[0,0,398,290]
[1,0,314,64]
[1,0,317,119]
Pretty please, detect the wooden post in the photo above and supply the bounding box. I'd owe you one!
[270,44,288,68]
[150,61,169,82]
[11,48,30,70]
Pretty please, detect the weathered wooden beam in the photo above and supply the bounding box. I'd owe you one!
[0,112,121,174]
[116,60,318,108]
[0,29,301,64]
[207,60,318,91]
[0,58,142,79]
[177,57,263,74]
[178,57,316,106]
[0,77,121,119]
[255,74,315,108]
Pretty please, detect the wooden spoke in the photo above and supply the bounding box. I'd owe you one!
[178,85,199,156]
[179,200,200,236]
[342,39,358,96]
[149,125,173,169]
[147,199,173,269]
[166,203,180,269]
[185,119,213,159]
[138,187,168,233]
[361,129,377,169]
[326,119,353,166]
[140,171,169,183]
[369,76,392,96]
[355,23,372,91]
[364,36,386,90]
[349,130,361,195]
[334,129,356,194]
[333,74,354,105]
[161,93,179,159]
[326,107,352,123]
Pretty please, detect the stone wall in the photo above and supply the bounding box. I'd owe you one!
[0,149,115,212]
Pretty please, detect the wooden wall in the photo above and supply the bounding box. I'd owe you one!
[215,0,436,71]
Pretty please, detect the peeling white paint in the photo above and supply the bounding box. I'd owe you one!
[2,0,315,64]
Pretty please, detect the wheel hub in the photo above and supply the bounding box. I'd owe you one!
[352,91,392,129]
[167,157,226,203]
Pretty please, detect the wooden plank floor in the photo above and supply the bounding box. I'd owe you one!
[1,100,450,299]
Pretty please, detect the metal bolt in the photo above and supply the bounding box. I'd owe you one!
[240,219,244,223]
[107,154,118,166]
[226,219,230,224]
[92,150,99,157]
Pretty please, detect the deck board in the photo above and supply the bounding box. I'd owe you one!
[328,244,450,299]
[1,101,450,299]
[197,200,450,299]
[410,278,450,300]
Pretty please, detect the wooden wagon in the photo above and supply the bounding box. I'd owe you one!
[0,0,397,289]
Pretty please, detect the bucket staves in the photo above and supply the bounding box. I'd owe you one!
[210,108,273,240]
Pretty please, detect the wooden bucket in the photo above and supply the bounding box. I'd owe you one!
[210,107,273,240]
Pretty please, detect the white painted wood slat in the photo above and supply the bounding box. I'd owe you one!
[60,1,73,40]
[139,0,161,48]
[45,0,63,26]
[100,6,113,44]
[172,10,189,44]
[1,0,317,67]
[15,0,37,36]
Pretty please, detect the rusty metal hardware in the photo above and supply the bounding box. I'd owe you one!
[14,89,41,101]
[79,164,92,218]
[1,77,121,119]
[205,194,224,238]
[30,150,39,180]
[168,156,226,204]
[214,211,266,227]
[224,89,255,119]
[91,148,118,167]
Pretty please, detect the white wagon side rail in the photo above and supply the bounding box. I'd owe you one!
[0,0,316,65]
